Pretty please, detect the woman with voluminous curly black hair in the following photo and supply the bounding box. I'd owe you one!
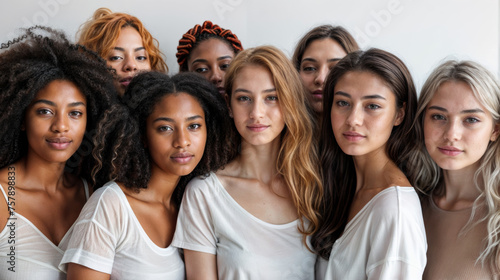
[60,71,234,280]
[177,20,243,96]
[0,26,117,280]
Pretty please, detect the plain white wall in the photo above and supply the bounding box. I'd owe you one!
[1,0,498,91]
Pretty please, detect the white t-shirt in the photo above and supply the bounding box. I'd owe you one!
[0,180,88,280]
[319,186,427,280]
[59,182,184,280]
[172,172,316,280]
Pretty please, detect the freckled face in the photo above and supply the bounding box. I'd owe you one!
[299,38,347,113]
[229,64,285,147]
[24,80,87,164]
[424,81,499,171]
[146,93,207,177]
[331,71,404,157]
[187,38,235,96]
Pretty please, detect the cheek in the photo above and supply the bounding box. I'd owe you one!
[299,72,313,87]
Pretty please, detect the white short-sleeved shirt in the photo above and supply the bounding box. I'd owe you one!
[59,182,184,280]
[172,172,316,280]
[0,180,88,280]
[319,186,427,280]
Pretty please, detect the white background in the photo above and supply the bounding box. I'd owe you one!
[1,0,498,91]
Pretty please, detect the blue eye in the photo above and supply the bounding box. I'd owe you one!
[301,66,316,72]
[266,95,278,101]
[465,117,480,124]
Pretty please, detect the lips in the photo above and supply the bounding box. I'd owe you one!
[46,137,72,149]
[343,131,365,142]
[217,87,225,96]
[171,152,194,164]
[119,76,134,87]
[438,146,463,156]
[312,89,323,100]
[247,124,269,132]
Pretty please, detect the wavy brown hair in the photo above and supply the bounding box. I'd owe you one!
[224,45,323,242]
[312,48,418,259]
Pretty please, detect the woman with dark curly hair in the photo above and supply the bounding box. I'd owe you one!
[78,7,168,96]
[0,26,117,279]
[177,20,243,96]
[60,71,234,280]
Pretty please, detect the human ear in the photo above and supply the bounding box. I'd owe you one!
[394,102,406,126]
[490,122,500,141]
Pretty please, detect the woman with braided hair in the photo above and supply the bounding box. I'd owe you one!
[0,26,117,279]
[177,20,243,95]
[78,7,167,96]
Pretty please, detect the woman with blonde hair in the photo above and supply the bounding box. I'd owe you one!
[172,45,322,279]
[408,60,500,278]
[78,7,167,95]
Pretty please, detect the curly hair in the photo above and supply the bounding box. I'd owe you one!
[78,7,167,73]
[92,71,234,207]
[292,24,359,71]
[176,20,243,72]
[407,60,500,272]
[224,45,323,243]
[0,26,118,183]
[312,48,418,259]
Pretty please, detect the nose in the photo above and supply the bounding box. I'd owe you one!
[51,113,69,133]
[444,119,462,142]
[249,99,264,119]
[314,66,329,86]
[123,56,137,72]
[210,68,223,86]
[345,105,362,127]
[174,128,191,148]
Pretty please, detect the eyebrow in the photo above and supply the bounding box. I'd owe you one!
[153,115,204,123]
[233,88,277,94]
[113,47,146,52]
[301,57,343,63]
[191,55,233,65]
[32,99,86,107]
[427,105,485,114]
[334,91,387,100]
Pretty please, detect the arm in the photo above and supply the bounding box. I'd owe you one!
[184,250,218,280]
[67,263,110,280]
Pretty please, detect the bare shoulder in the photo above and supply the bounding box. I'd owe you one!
[383,162,411,188]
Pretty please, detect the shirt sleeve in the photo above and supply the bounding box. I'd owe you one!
[171,176,218,254]
[366,188,427,280]
[59,184,125,274]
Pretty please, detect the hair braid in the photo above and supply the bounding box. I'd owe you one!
[176,20,243,71]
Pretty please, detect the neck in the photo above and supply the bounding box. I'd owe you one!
[235,138,281,184]
[439,163,482,204]
[144,165,181,206]
[352,148,392,192]
[19,153,67,193]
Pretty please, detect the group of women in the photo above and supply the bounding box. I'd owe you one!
[0,6,499,280]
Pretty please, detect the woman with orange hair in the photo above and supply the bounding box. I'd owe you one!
[177,21,243,96]
[78,7,168,95]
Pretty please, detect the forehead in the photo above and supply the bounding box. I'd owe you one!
[428,80,483,109]
[334,71,394,100]
[189,38,234,61]
[303,38,347,59]
[33,80,86,103]
[114,26,144,47]
[150,92,204,117]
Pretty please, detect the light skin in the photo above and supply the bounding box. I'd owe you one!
[67,93,207,280]
[106,26,152,96]
[331,70,408,221]
[299,38,347,114]
[187,38,235,96]
[0,80,88,247]
[423,80,499,211]
[183,64,295,280]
